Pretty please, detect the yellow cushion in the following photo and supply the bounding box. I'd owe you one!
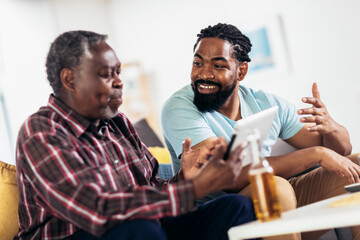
[148,147,171,164]
[0,161,19,239]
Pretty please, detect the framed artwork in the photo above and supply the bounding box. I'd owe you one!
[240,15,290,80]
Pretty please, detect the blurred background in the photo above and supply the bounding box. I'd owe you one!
[1,0,359,165]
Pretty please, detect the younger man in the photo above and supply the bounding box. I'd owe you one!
[161,23,360,239]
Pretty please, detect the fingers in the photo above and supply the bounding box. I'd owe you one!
[181,138,191,154]
[354,165,360,183]
[348,164,360,183]
[205,137,225,155]
[346,172,355,184]
[298,83,323,118]
[312,82,321,99]
[346,169,355,184]
[228,142,247,163]
[218,136,227,148]
[233,160,244,178]
[300,115,324,124]
[299,83,322,109]
[340,162,360,184]
[209,143,226,162]
[301,97,323,108]
[322,153,360,184]
[349,168,359,183]
[298,105,322,115]
[305,124,323,132]
[208,138,220,148]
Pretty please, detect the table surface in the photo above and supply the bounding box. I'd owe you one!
[228,192,360,240]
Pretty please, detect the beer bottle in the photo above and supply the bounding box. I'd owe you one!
[248,130,282,221]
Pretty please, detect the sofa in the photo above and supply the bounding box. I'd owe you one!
[0,119,351,239]
[0,161,18,239]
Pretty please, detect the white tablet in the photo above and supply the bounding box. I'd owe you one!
[225,106,279,166]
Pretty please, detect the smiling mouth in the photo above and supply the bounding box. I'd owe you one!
[199,84,216,89]
[197,83,219,94]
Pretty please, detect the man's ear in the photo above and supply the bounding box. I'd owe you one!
[238,62,248,81]
[60,68,76,92]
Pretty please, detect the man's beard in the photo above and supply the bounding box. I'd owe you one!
[99,106,119,119]
[192,78,237,112]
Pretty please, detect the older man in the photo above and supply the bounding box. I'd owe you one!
[161,23,360,240]
[15,30,255,240]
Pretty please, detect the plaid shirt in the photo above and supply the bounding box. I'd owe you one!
[15,95,195,239]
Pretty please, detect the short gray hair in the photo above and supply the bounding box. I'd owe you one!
[45,30,107,95]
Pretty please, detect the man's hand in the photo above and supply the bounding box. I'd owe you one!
[319,147,360,184]
[297,82,337,135]
[181,137,224,179]
[297,82,352,155]
[191,141,247,199]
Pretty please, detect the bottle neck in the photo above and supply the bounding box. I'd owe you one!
[247,132,261,165]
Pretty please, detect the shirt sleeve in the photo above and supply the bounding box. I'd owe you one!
[161,95,216,159]
[265,91,304,140]
[17,117,196,237]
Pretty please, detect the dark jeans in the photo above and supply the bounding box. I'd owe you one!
[74,194,255,240]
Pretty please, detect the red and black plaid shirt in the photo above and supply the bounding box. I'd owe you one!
[15,95,195,239]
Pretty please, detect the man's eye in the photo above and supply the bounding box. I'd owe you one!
[214,64,225,68]
[100,73,112,78]
[193,61,201,66]
[99,71,113,78]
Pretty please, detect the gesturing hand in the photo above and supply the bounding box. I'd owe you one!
[181,137,225,179]
[297,82,337,135]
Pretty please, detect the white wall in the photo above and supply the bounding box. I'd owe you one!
[0,0,55,165]
[1,0,359,165]
[110,0,360,153]
[0,0,114,164]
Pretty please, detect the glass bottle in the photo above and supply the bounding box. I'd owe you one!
[247,130,282,222]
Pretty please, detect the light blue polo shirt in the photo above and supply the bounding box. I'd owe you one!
[161,84,304,172]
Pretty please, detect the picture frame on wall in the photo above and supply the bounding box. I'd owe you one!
[239,15,290,81]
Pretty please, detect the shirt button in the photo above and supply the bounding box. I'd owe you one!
[114,159,119,164]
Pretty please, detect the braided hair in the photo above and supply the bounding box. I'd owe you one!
[194,23,252,63]
[45,31,107,95]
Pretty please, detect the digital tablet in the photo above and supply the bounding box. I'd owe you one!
[223,106,279,165]
[345,183,360,193]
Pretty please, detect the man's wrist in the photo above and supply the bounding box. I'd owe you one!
[312,145,327,164]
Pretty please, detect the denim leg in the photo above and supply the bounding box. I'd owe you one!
[162,194,255,240]
[74,219,167,240]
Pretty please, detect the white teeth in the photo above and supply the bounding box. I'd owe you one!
[199,84,216,89]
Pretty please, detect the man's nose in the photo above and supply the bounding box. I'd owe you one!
[113,74,123,89]
[198,65,214,80]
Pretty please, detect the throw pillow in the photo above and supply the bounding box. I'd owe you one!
[0,160,19,239]
[148,147,174,180]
